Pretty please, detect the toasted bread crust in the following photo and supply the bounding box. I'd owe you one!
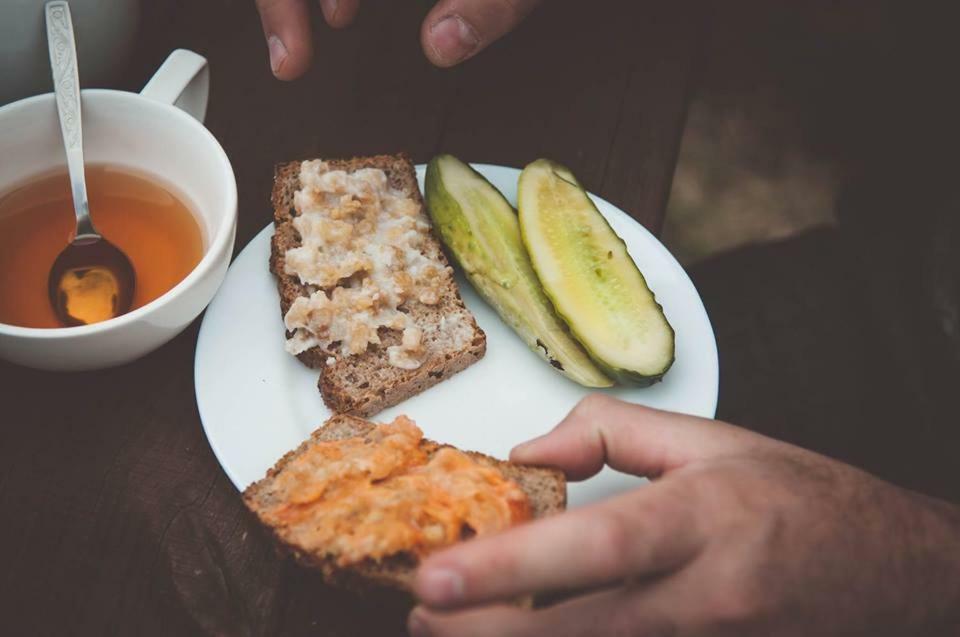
[243,415,567,594]
[270,154,486,415]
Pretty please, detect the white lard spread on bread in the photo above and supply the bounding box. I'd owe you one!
[283,160,453,369]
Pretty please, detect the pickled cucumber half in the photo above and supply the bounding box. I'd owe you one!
[518,159,675,385]
[425,155,612,387]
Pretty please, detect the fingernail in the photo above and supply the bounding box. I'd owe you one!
[321,0,339,22]
[268,35,287,75]
[428,15,480,65]
[407,608,431,637]
[419,567,464,604]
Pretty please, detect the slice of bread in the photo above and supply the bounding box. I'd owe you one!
[270,154,486,416]
[243,415,567,594]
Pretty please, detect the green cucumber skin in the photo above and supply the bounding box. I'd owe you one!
[518,159,675,386]
[596,348,672,387]
[426,156,613,388]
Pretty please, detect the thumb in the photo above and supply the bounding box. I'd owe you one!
[510,395,762,480]
[255,0,313,80]
[421,0,542,67]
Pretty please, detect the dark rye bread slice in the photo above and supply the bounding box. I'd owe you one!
[270,154,486,416]
[243,415,567,594]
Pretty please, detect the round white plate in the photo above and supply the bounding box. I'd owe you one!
[196,164,718,507]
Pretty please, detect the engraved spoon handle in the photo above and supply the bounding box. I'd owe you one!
[46,1,98,241]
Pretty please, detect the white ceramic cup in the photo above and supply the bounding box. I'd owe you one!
[0,49,237,371]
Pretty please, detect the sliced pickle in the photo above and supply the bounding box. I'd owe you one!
[518,159,675,386]
[425,155,612,387]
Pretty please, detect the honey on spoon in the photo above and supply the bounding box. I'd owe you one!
[44,1,135,326]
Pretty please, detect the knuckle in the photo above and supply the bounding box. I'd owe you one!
[690,468,766,527]
[574,393,615,419]
[703,582,764,627]
[697,528,777,623]
[589,511,632,569]
[481,547,523,582]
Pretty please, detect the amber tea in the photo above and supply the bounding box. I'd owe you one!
[0,165,204,328]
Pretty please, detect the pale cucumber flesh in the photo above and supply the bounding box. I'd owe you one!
[518,159,674,385]
[425,155,612,387]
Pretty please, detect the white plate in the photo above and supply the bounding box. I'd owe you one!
[196,164,718,507]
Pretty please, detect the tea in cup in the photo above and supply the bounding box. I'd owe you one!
[0,50,237,371]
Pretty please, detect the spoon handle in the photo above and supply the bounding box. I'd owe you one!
[46,1,97,240]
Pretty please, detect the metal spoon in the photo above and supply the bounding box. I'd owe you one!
[45,1,135,327]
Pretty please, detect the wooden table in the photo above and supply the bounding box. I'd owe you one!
[0,1,702,634]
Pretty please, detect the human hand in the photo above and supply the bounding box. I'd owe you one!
[254,0,542,79]
[408,395,960,636]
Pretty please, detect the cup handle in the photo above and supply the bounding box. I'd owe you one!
[140,49,210,123]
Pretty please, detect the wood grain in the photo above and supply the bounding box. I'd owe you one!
[0,1,699,634]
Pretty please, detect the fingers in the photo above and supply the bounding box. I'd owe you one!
[421,0,543,67]
[258,0,539,77]
[409,586,676,637]
[255,0,314,80]
[318,0,360,29]
[413,485,704,610]
[511,395,760,480]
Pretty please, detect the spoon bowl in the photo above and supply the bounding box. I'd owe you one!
[44,1,136,327]
[48,236,135,326]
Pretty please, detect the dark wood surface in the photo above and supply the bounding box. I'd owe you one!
[0,1,702,635]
